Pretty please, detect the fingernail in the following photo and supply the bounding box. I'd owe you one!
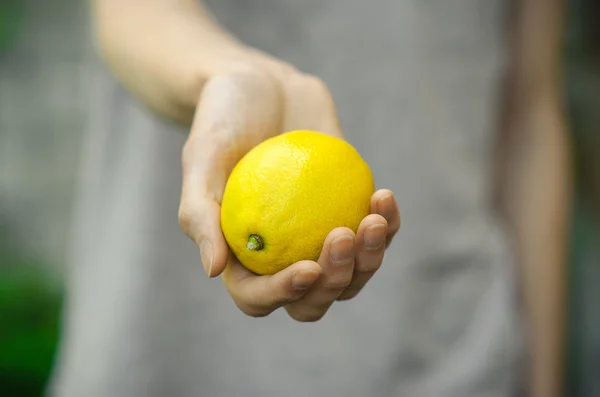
[365,224,386,251]
[200,240,213,276]
[330,236,355,265]
[292,270,320,290]
[378,194,395,219]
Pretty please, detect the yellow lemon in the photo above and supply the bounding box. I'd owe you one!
[220,130,375,275]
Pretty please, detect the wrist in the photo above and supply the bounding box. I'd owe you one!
[93,0,260,123]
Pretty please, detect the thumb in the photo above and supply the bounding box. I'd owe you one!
[178,180,229,277]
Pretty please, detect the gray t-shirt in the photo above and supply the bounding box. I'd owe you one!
[49,1,525,396]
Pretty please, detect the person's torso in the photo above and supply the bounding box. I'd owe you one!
[207,0,511,257]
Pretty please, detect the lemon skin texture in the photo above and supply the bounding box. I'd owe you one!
[220,130,375,275]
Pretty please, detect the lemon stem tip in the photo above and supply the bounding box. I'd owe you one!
[247,234,264,251]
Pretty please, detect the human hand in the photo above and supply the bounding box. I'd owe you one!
[178,59,400,322]
[93,0,400,320]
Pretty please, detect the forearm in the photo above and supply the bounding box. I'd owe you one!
[91,0,250,122]
[497,1,571,395]
[499,105,571,397]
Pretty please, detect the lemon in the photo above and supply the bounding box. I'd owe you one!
[220,130,375,275]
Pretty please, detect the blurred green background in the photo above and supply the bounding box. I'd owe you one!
[0,0,598,396]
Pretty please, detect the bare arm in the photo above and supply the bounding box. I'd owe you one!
[497,1,571,396]
[91,0,263,123]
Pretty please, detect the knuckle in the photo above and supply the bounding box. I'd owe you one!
[274,291,299,306]
[206,70,249,90]
[236,301,271,318]
[265,278,299,307]
[388,215,401,232]
[286,301,332,322]
[358,259,383,273]
[303,75,332,98]
[287,73,331,99]
[288,310,326,323]
[275,63,302,81]
[177,205,193,233]
[177,204,205,242]
[230,63,272,80]
[337,287,360,301]
[322,276,353,291]
[213,66,279,97]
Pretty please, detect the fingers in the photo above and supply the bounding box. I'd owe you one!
[337,214,387,301]
[179,70,283,277]
[336,190,399,301]
[371,189,400,248]
[222,256,322,318]
[285,228,356,322]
